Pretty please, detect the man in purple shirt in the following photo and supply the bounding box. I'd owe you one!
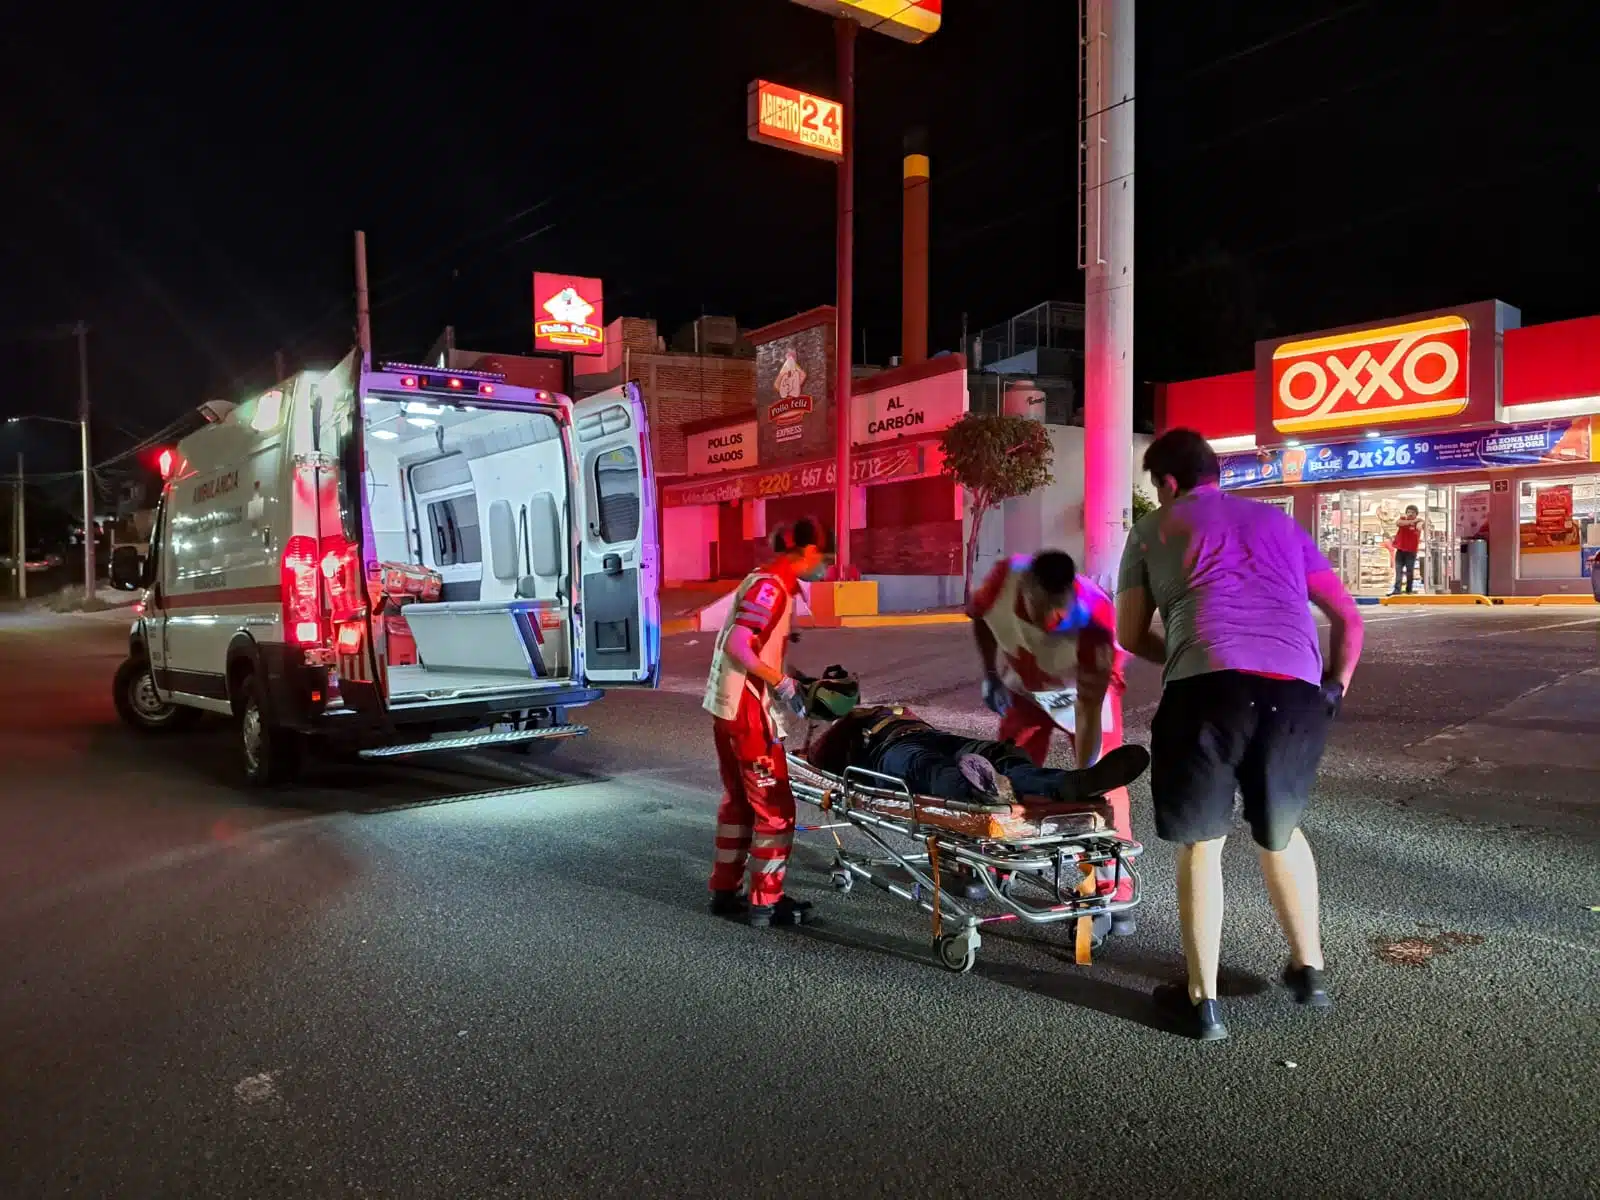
[1117,429,1364,1041]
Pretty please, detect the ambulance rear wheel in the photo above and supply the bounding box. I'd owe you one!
[113,655,200,733]
[936,934,977,974]
[238,672,303,788]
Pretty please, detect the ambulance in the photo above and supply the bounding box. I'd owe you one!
[112,351,660,786]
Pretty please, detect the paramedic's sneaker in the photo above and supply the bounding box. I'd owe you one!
[748,896,813,928]
[709,890,748,919]
[1153,982,1229,1042]
[1282,963,1333,1009]
[958,754,1013,804]
[1056,743,1150,802]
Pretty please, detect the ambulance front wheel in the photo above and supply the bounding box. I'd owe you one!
[237,671,303,788]
[113,655,200,733]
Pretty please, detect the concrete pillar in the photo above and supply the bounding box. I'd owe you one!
[1081,0,1135,587]
[902,134,930,367]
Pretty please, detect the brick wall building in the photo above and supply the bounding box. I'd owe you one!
[575,318,756,477]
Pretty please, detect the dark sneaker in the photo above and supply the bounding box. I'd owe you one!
[1153,982,1229,1041]
[709,889,747,918]
[1055,743,1151,802]
[749,895,814,928]
[1282,964,1333,1009]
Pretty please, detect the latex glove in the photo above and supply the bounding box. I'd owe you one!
[982,675,1012,716]
[1319,679,1346,719]
[774,676,808,717]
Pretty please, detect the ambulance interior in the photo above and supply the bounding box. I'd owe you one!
[360,396,576,699]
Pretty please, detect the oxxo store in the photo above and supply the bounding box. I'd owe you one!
[1157,302,1600,599]
[661,306,970,610]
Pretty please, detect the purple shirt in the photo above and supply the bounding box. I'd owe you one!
[1118,487,1329,686]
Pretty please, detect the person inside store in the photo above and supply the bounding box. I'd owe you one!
[1392,504,1424,595]
[1116,428,1364,1042]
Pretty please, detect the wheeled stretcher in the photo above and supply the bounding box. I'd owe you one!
[786,745,1143,974]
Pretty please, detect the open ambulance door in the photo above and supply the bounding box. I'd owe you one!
[570,382,660,687]
[318,349,388,716]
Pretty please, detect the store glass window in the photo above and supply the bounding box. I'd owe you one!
[1517,475,1600,581]
[1317,485,1474,597]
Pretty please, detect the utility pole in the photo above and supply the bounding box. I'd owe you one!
[76,321,95,605]
[12,452,23,602]
[833,16,856,571]
[354,231,373,365]
[1080,0,1135,587]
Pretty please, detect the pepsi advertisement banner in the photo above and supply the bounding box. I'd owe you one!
[1220,416,1598,491]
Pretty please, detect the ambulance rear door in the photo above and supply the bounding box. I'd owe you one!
[570,382,660,686]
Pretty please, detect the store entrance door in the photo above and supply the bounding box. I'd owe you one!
[1316,485,1456,597]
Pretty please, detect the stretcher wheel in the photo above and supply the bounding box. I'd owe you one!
[829,870,853,893]
[936,934,977,974]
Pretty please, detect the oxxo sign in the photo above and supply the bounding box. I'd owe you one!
[1270,315,1471,436]
[687,421,758,475]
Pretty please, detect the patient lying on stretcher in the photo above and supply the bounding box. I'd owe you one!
[804,705,1148,810]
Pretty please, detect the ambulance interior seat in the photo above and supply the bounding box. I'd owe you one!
[361,401,572,691]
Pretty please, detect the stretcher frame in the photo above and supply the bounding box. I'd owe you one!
[786,751,1143,973]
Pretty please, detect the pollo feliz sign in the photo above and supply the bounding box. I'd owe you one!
[1270,315,1471,436]
[533,273,605,356]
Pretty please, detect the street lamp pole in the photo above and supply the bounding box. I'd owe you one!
[833,16,856,572]
[75,321,95,605]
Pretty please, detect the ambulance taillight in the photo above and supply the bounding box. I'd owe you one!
[282,536,324,647]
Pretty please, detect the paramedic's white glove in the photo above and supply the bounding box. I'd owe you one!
[982,674,1011,716]
[774,676,808,717]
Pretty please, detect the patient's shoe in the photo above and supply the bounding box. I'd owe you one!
[749,895,814,928]
[1055,744,1150,802]
[958,754,1015,804]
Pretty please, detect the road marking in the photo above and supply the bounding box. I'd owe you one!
[1473,616,1600,637]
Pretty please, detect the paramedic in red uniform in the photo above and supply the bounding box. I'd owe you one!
[704,519,831,928]
[968,551,1135,927]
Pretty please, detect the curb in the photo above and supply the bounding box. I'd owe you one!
[1378,594,1492,606]
[838,612,969,629]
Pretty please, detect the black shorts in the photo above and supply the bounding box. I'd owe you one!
[1149,671,1331,851]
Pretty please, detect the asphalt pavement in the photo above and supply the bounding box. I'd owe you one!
[0,605,1596,1198]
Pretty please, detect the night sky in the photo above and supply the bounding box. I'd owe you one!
[1,0,1593,478]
